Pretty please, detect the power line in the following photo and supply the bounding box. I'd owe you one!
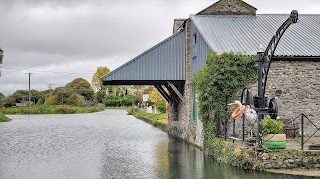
[2,66,95,74]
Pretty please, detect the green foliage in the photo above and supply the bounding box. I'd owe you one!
[67,94,85,106]
[154,100,166,113]
[44,95,58,105]
[53,105,76,114]
[65,78,94,100]
[127,107,135,115]
[205,137,264,171]
[36,98,44,105]
[0,48,3,63]
[134,110,167,121]
[194,51,257,150]
[95,89,106,103]
[11,89,43,104]
[0,92,5,102]
[104,95,134,107]
[2,97,16,107]
[255,115,284,135]
[91,66,110,91]
[0,105,104,114]
[0,112,10,122]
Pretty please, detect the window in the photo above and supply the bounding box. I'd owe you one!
[192,33,197,58]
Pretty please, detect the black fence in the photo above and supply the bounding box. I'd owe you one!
[216,113,320,150]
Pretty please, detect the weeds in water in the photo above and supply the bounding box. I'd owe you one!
[0,112,11,122]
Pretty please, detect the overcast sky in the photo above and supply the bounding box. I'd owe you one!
[0,0,319,96]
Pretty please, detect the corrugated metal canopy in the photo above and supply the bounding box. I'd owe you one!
[102,29,185,85]
[190,14,320,57]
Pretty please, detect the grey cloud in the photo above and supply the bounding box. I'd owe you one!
[1,0,319,96]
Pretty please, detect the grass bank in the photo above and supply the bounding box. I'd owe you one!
[0,112,11,122]
[0,105,105,114]
[128,107,168,131]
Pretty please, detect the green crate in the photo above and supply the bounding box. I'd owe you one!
[264,141,286,149]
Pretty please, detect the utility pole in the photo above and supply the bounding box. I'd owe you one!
[61,88,65,105]
[26,72,34,107]
[47,84,54,105]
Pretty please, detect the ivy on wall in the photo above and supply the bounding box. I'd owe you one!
[194,50,257,151]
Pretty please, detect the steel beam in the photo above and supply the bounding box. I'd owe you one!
[154,85,172,104]
[167,81,185,103]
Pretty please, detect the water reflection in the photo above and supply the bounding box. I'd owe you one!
[0,111,316,179]
[164,137,316,179]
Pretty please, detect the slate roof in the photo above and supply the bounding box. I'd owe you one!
[190,14,320,57]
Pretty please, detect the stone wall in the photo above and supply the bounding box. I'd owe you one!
[168,0,259,148]
[232,60,320,137]
[207,138,320,171]
[168,19,191,141]
[168,19,204,148]
[197,0,256,16]
[261,151,320,169]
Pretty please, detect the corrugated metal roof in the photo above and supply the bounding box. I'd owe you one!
[102,29,185,85]
[190,14,320,56]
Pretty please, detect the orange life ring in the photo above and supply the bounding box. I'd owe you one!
[231,105,246,119]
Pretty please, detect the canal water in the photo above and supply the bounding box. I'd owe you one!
[0,110,314,179]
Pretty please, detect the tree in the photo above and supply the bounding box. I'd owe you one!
[11,89,41,104]
[0,48,3,77]
[91,67,110,91]
[11,90,29,103]
[2,96,16,107]
[44,95,58,105]
[65,78,94,100]
[0,92,5,102]
[149,86,165,103]
[149,86,166,113]
[0,48,3,65]
[67,94,85,106]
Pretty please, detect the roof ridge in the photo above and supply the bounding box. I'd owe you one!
[193,14,320,16]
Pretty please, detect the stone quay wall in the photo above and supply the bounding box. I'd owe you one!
[231,60,320,137]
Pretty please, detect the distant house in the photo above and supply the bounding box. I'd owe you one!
[102,0,320,147]
[16,103,27,107]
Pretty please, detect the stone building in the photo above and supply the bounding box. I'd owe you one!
[102,0,320,147]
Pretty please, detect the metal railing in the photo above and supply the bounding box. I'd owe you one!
[216,113,319,150]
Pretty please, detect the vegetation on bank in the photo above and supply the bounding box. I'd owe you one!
[104,95,134,107]
[206,137,264,170]
[0,105,104,114]
[134,110,167,121]
[128,107,168,126]
[0,112,11,122]
[194,51,257,153]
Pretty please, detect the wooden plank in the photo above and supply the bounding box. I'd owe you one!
[167,81,185,103]
[154,85,172,104]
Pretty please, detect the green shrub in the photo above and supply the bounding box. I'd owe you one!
[127,107,134,115]
[0,112,10,122]
[255,115,284,135]
[67,94,85,106]
[44,95,58,105]
[154,100,166,113]
[2,97,16,108]
[194,51,257,151]
[104,95,134,107]
[0,105,104,114]
[36,98,44,105]
[51,105,76,114]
